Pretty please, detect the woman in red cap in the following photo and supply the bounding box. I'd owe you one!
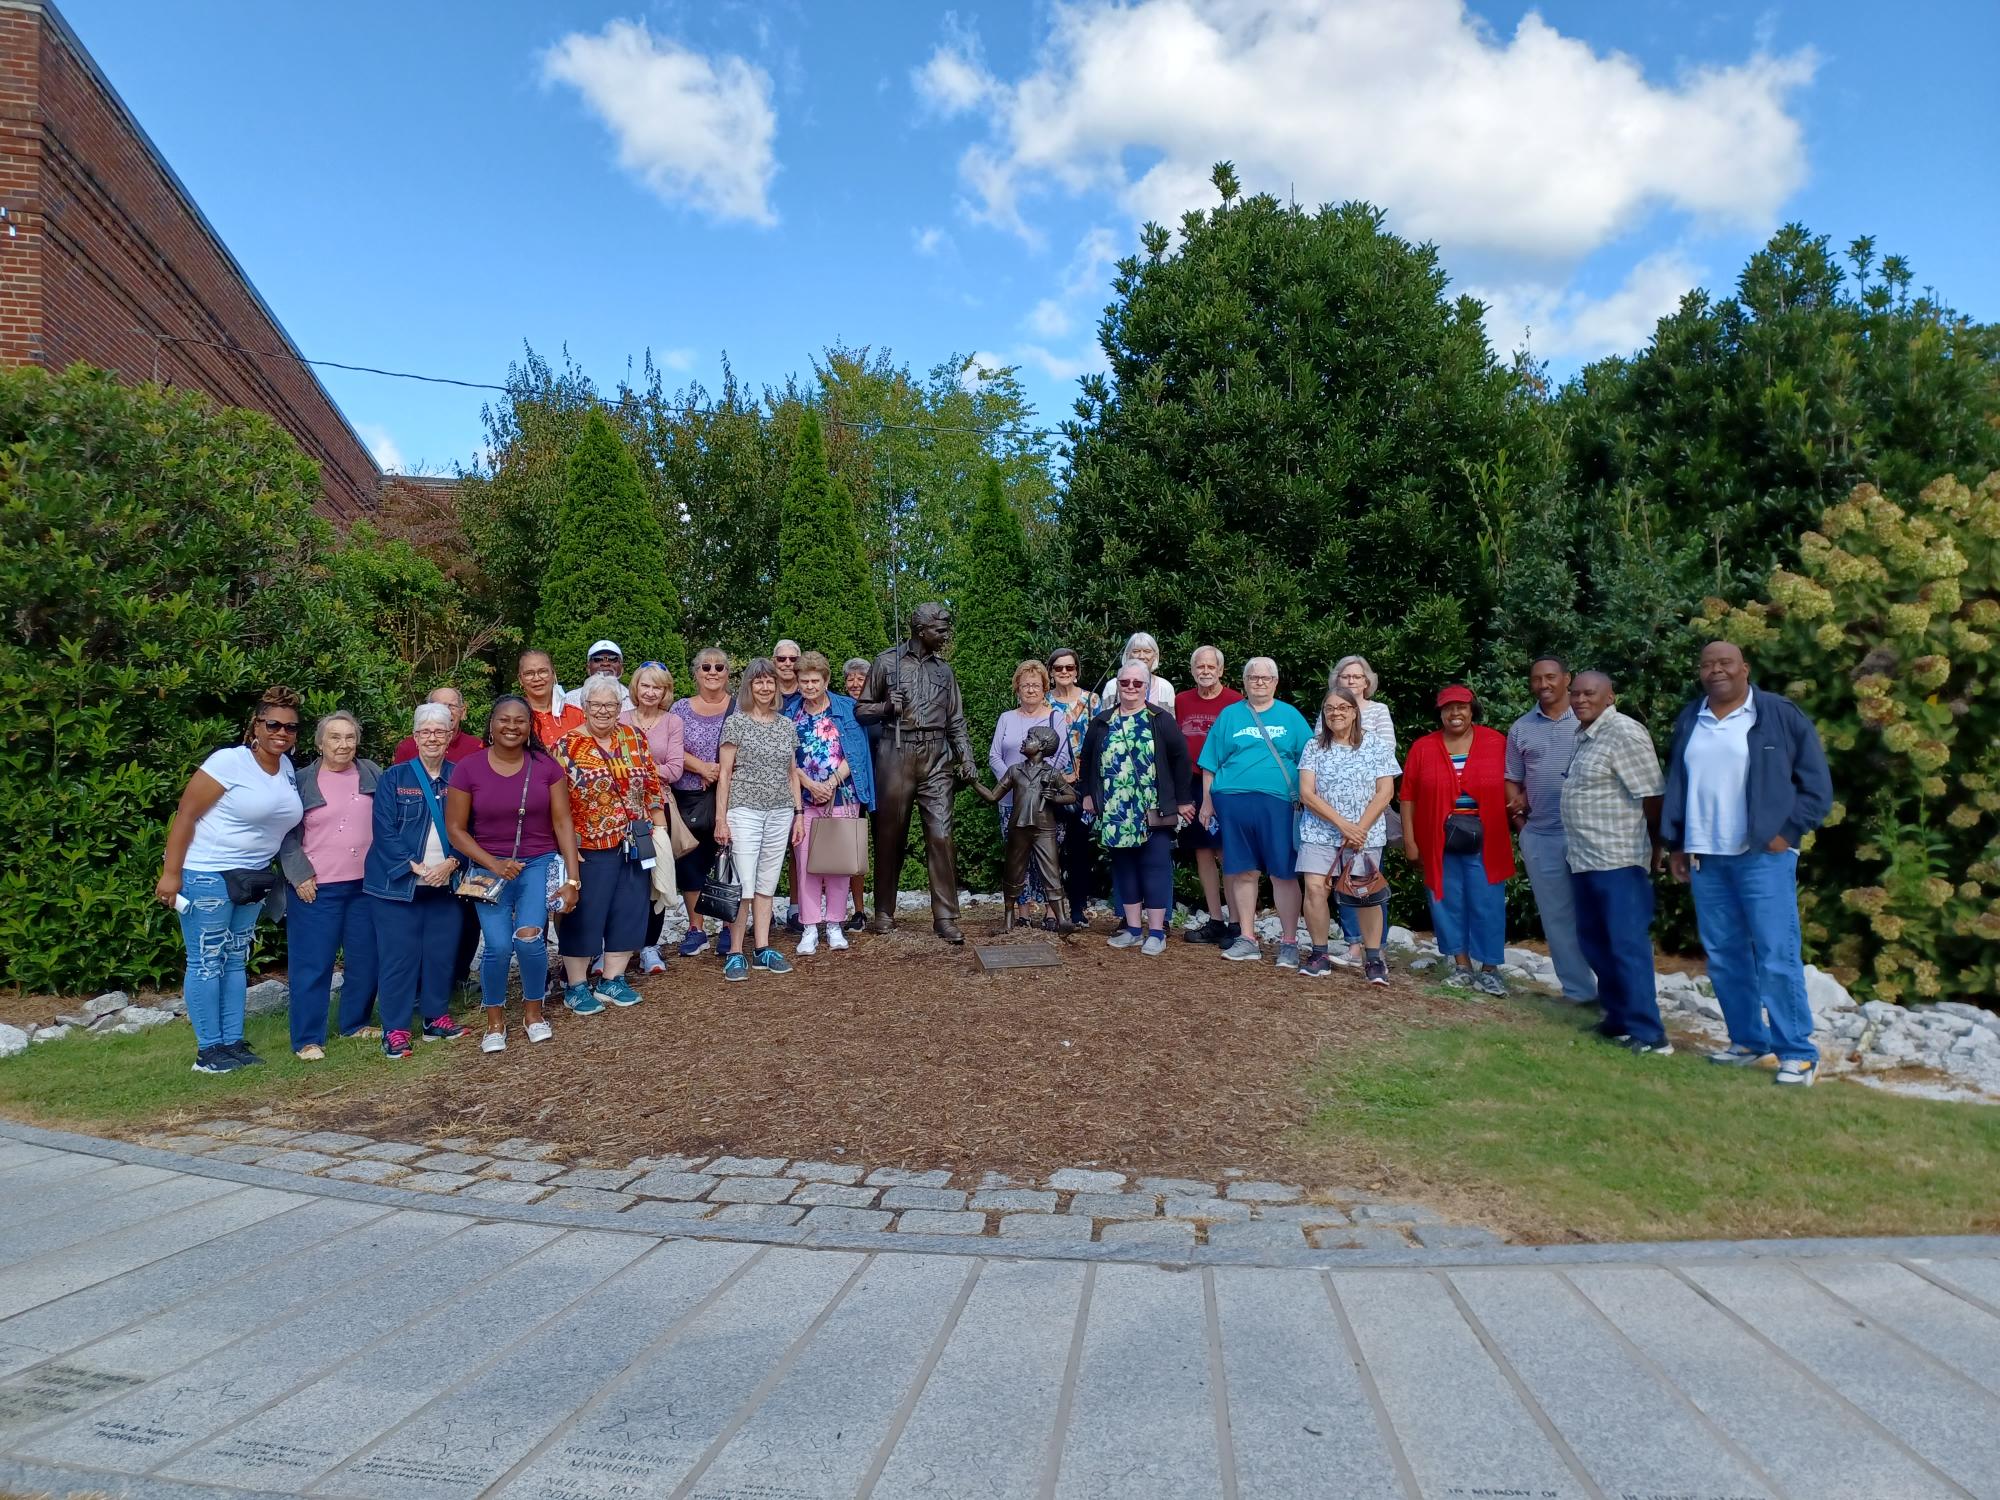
[1399,684,1514,994]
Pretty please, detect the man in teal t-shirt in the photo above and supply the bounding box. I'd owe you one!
[1195,656,1313,966]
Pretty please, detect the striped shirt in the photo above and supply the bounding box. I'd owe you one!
[1559,705,1664,872]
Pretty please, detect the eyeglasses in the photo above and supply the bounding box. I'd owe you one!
[255,718,300,733]
[1245,674,1277,683]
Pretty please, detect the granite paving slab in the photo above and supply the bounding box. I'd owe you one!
[3,1132,2000,1500]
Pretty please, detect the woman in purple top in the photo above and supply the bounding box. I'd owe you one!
[670,647,736,955]
[445,696,582,1053]
[988,659,1073,926]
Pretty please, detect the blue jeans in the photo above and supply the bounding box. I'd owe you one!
[178,869,262,1051]
[371,888,458,1035]
[1690,849,1816,1063]
[473,853,553,1008]
[285,878,378,1049]
[1426,852,1506,967]
[1571,865,1666,1046]
[1517,825,1598,1001]
[1108,830,1174,920]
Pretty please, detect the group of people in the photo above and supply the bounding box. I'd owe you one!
[154,628,1832,1089]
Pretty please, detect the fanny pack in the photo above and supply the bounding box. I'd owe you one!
[221,867,278,906]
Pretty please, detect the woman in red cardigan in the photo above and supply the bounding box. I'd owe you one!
[1399,684,1515,994]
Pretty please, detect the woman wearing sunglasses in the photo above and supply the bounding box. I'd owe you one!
[154,685,307,1074]
[670,648,737,954]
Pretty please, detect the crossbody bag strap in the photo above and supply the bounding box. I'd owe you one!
[1243,700,1299,803]
[505,757,531,860]
[411,766,456,883]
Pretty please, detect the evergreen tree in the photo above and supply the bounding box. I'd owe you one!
[532,407,685,682]
[772,409,886,666]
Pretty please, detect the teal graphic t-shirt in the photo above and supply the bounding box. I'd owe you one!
[1197,699,1313,800]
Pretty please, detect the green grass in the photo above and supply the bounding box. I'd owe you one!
[1302,995,2000,1244]
[0,1010,450,1131]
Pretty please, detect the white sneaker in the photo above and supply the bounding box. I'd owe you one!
[825,922,848,951]
[525,1019,553,1044]
[639,945,667,975]
[481,1030,507,1054]
[798,925,819,957]
[1331,944,1363,968]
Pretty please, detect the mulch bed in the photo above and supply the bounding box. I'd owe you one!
[274,915,1480,1183]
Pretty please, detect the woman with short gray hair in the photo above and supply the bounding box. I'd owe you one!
[280,711,383,1058]
[1196,657,1313,967]
[1098,631,1176,710]
[364,700,469,1058]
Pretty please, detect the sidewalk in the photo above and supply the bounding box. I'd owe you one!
[1,1125,1997,1499]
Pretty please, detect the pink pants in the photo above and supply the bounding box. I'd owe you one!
[797,802,859,923]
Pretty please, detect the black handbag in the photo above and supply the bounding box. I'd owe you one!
[1444,813,1485,854]
[694,850,742,923]
[221,867,278,905]
[675,783,717,839]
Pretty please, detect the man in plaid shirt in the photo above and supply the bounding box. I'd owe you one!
[1560,672,1668,1055]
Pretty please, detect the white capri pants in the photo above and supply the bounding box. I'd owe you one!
[725,806,795,898]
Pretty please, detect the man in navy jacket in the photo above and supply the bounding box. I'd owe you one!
[1660,640,1833,1086]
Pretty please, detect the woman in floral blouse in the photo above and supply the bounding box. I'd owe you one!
[788,652,874,957]
[1079,659,1195,956]
[551,674,668,1014]
[1046,645,1102,925]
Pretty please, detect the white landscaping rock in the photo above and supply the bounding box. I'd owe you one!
[243,979,289,1016]
[30,1025,70,1044]
[119,1007,177,1030]
[1385,926,1417,953]
[1802,965,1855,1014]
[84,991,130,1019]
[0,1023,29,1059]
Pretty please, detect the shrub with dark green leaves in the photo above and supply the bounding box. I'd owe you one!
[0,365,471,993]
[773,410,885,668]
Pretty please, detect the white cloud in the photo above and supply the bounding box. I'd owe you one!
[928,1,1813,261]
[543,19,778,227]
[1473,251,1700,362]
[1061,225,1122,301]
[657,347,698,372]
[358,423,404,474]
[1018,342,1108,382]
[1026,299,1072,338]
[913,225,951,256]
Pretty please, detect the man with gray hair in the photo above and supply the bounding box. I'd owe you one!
[1176,644,1241,944]
[1505,656,1597,1005]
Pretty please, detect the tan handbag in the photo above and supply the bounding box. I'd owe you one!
[664,793,700,858]
[805,815,869,876]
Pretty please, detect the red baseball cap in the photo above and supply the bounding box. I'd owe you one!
[1435,684,1476,707]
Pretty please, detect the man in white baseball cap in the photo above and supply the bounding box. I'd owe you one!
[562,639,633,710]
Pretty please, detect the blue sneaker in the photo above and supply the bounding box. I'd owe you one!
[565,983,605,1016]
[723,953,749,982]
[755,947,794,975]
[677,928,710,958]
[718,926,734,957]
[596,974,642,1007]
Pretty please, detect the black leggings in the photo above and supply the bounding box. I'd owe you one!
[1055,801,1098,923]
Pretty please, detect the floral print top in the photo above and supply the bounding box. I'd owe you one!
[1049,690,1100,775]
[1096,710,1157,850]
[790,704,854,807]
[553,723,663,850]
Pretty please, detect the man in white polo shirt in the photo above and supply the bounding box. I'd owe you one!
[1660,640,1833,1087]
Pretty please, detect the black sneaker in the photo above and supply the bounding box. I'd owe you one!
[192,1046,241,1075]
[1626,1037,1675,1056]
[844,913,867,933]
[225,1041,265,1067]
[1185,917,1231,945]
[1364,956,1390,986]
[783,910,805,936]
[1592,1021,1631,1043]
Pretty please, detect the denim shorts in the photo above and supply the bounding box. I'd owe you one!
[1214,791,1298,879]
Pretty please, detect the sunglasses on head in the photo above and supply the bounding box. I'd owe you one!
[640,660,667,670]
[255,717,299,733]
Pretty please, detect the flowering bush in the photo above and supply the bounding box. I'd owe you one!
[1698,473,2000,1002]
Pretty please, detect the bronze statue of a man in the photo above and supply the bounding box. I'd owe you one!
[856,603,979,943]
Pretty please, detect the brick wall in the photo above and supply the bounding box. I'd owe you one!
[0,0,380,518]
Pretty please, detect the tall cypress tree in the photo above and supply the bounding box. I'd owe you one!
[773,409,886,667]
[532,407,685,682]
[941,462,1036,889]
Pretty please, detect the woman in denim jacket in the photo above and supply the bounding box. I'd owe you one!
[277,710,382,1058]
[364,702,467,1058]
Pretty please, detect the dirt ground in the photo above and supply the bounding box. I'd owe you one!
[258,916,1480,1183]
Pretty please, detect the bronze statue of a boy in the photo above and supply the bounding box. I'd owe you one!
[974,724,1075,933]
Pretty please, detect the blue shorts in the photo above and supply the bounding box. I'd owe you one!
[1214,791,1298,880]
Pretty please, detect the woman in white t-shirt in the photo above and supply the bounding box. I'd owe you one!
[155,686,307,1075]
[1097,631,1177,711]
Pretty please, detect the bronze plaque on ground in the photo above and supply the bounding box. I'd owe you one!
[972,942,1064,972]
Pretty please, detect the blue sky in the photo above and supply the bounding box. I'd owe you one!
[59,0,2000,476]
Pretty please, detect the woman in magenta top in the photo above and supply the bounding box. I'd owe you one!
[1398,684,1515,993]
[670,647,735,955]
[445,696,581,1052]
[621,661,686,973]
[278,711,382,1059]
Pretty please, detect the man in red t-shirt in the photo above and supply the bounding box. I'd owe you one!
[1174,645,1243,945]
[391,686,484,765]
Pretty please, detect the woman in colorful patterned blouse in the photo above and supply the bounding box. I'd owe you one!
[1046,645,1102,925]
[788,651,875,957]
[715,657,804,981]
[1079,659,1196,956]
[551,674,668,1014]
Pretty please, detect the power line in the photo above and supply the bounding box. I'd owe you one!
[135,329,1058,444]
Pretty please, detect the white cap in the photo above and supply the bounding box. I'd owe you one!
[587,639,623,659]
